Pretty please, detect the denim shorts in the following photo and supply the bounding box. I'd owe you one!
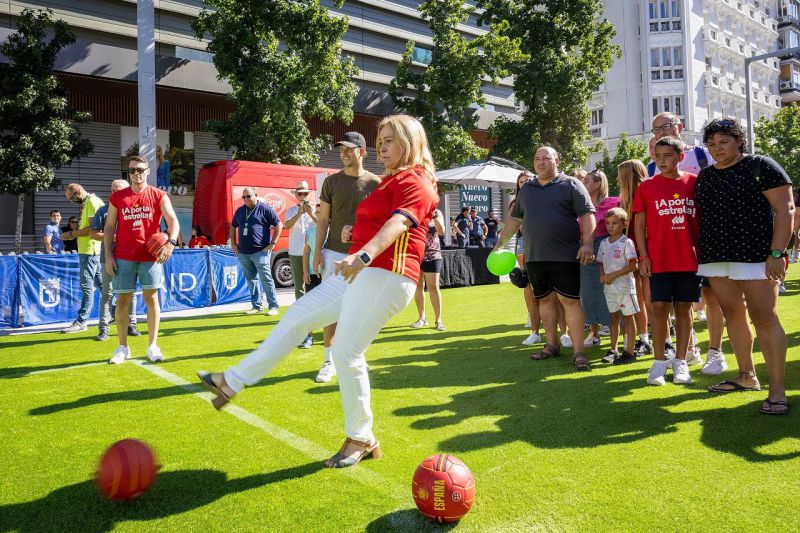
[114,258,164,293]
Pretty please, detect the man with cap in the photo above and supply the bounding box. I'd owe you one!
[284,180,318,348]
[312,131,380,383]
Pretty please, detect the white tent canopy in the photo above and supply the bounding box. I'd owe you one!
[435,161,525,187]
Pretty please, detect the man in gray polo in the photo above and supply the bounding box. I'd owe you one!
[493,146,596,370]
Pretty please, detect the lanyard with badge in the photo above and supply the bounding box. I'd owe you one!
[243,205,256,236]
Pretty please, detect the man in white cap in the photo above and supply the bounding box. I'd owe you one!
[284,180,318,348]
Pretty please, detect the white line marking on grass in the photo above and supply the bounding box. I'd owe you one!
[132,360,408,501]
[5,361,106,379]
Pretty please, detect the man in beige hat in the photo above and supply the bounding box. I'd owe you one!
[284,180,318,348]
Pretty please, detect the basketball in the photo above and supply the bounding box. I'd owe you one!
[486,249,516,276]
[146,232,169,259]
[412,454,475,523]
[95,439,158,501]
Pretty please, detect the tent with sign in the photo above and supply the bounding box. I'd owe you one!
[435,161,524,187]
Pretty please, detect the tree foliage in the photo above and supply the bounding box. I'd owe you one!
[594,132,649,192]
[0,9,92,252]
[476,0,620,169]
[389,0,524,170]
[0,9,92,195]
[193,0,358,165]
[755,104,800,188]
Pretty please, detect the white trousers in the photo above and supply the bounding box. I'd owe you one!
[225,267,416,442]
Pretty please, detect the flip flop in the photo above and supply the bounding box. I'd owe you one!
[760,399,789,416]
[708,380,762,393]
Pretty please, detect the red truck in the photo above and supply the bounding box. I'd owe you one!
[193,160,337,288]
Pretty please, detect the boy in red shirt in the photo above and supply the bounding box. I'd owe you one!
[633,137,699,386]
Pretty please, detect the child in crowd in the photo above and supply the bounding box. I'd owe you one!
[632,137,699,386]
[597,208,639,364]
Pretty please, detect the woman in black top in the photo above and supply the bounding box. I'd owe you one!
[61,217,79,252]
[695,118,794,415]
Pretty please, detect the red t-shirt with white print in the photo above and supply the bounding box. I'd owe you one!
[110,186,166,262]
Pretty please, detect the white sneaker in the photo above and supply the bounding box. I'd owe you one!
[147,345,165,363]
[267,308,279,316]
[522,332,541,346]
[664,342,676,361]
[701,348,728,375]
[583,335,600,347]
[560,334,573,348]
[647,360,668,386]
[598,325,611,337]
[672,359,692,385]
[697,310,707,322]
[109,345,130,365]
[245,308,261,315]
[525,316,532,328]
[315,361,336,383]
[686,346,703,366]
[410,318,428,329]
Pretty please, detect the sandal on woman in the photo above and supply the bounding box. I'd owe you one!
[197,371,236,410]
[573,352,591,371]
[708,375,762,393]
[760,398,789,415]
[531,344,560,361]
[325,438,382,468]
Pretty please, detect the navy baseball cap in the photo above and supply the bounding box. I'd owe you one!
[334,132,366,148]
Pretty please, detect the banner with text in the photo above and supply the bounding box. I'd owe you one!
[209,248,250,305]
[159,249,211,312]
[459,185,492,218]
[0,257,19,328]
[18,255,100,327]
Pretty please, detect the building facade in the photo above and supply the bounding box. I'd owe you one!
[588,0,782,168]
[0,1,515,250]
[778,0,800,102]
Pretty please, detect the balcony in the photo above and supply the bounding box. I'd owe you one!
[780,80,800,102]
[777,14,800,28]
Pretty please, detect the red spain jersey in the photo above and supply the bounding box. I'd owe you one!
[110,186,166,262]
[350,166,439,281]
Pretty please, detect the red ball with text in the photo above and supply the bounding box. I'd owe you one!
[412,454,475,523]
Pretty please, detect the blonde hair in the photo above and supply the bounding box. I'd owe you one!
[573,168,588,179]
[586,169,609,200]
[376,114,436,183]
[616,160,648,213]
[605,206,628,223]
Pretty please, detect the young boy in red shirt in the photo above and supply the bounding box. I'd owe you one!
[632,137,699,386]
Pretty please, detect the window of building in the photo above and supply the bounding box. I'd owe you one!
[652,95,685,121]
[412,46,433,65]
[649,0,658,19]
[591,109,604,126]
[649,0,682,32]
[175,46,214,63]
[673,47,683,65]
[662,48,672,66]
[675,96,682,116]
[651,48,660,67]
[653,98,659,116]
[650,46,684,82]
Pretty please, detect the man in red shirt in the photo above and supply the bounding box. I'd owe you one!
[104,155,180,364]
[633,137,699,386]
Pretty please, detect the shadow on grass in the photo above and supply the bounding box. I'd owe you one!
[0,464,323,533]
[29,385,191,416]
[0,359,106,379]
[366,509,458,532]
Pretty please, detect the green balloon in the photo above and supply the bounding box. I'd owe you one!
[486,249,516,276]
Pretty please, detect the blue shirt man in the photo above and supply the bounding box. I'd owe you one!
[42,210,64,253]
[469,209,486,247]
[231,188,284,314]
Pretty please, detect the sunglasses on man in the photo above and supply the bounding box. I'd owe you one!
[127,167,148,175]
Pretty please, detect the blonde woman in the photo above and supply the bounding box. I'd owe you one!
[617,160,652,355]
[198,115,440,466]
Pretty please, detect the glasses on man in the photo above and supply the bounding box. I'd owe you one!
[651,122,678,134]
[127,167,147,175]
[242,195,252,199]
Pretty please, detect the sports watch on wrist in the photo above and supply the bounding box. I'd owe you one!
[168,238,178,246]
[770,249,788,258]
[357,250,372,266]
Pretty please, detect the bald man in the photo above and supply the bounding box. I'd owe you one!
[494,146,597,371]
[62,183,105,333]
[231,187,284,315]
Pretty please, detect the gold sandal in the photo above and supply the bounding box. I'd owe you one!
[325,438,382,468]
[197,371,236,410]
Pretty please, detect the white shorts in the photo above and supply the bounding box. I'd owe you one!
[605,292,640,316]
[697,262,767,281]
[321,248,348,280]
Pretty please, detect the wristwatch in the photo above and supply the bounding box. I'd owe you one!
[357,250,372,266]
[168,238,178,246]
[770,249,788,258]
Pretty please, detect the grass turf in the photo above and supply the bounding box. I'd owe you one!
[2,273,800,532]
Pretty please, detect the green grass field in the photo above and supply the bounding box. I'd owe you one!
[2,273,800,532]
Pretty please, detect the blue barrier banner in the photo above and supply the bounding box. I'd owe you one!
[18,254,100,327]
[159,249,211,312]
[209,248,250,305]
[0,256,19,328]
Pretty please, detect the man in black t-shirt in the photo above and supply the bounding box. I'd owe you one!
[454,206,472,248]
[484,209,502,248]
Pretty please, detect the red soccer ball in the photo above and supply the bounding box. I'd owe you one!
[146,232,169,259]
[412,454,475,523]
[95,439,158,501]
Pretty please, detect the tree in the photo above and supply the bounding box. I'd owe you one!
[476,0,620,169]
[192,0,358,165]
[388,0,524,170]
[755,104,800,188]
[593,132,649,192]
[0,9,92,253]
